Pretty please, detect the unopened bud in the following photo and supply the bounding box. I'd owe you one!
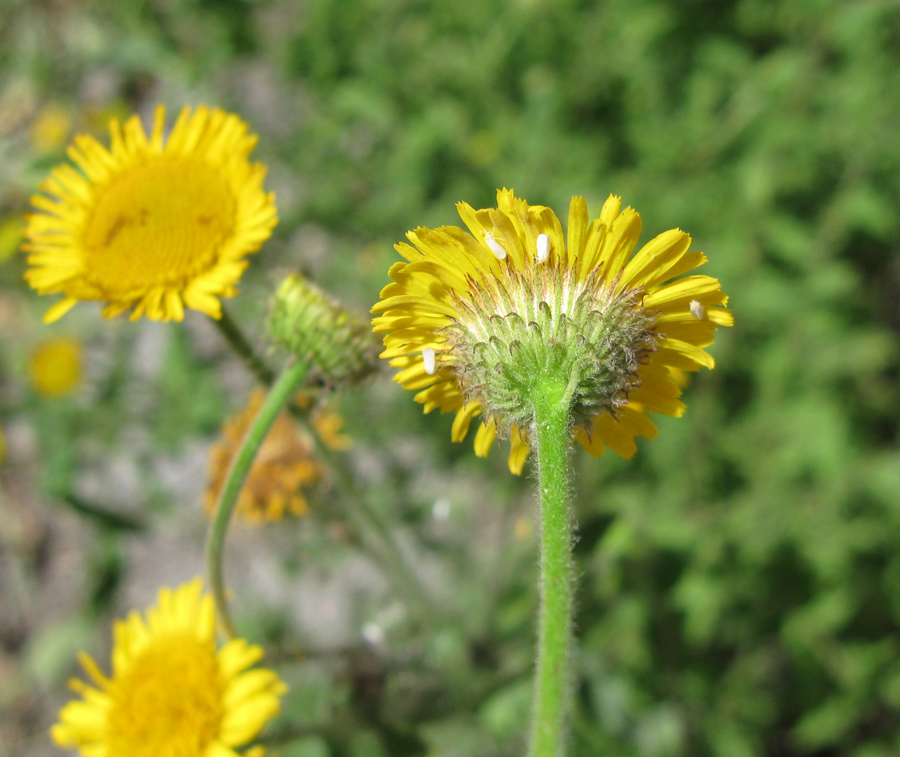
[268,273,378,386]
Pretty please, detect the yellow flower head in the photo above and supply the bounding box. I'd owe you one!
[29,335,83,397]
[52,578,286,757]
[24,105,277,323]
[30,102,73,153]
[205,389,349,524]
[372,189,733,474]
[0,217,24,262]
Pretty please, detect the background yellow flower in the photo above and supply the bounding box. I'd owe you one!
[24,105,277,323]
[28,335,83,397]
[205,389,349,524]
[29,102,72,154]
[52,579,285,757]
[0,217,23,262]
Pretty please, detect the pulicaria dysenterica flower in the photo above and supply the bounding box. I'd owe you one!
[52,579,286,757]
[205,388,350,524]
[372,189,732,474]
[29,335,83,397]
[24,105,277,323]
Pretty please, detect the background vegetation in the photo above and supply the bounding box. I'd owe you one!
[2,0,900,755]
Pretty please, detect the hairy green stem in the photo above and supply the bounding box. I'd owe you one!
[528,379,575,757]
[205,359,310,638]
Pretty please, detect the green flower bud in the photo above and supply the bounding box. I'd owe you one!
[269,273,378,386]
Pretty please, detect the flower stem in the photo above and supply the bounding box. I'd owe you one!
[211,307,435,625]
[528,378,575,757]
[205,358,310,638]
[215,306,276,386]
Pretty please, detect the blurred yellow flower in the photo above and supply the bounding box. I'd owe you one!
[29,102,72,153]
[372,189,732,473]
[0,217,23,262]
[205,389,349,524]
[24,105,277,323]
[52,578,285,757]
[29,336,83,397]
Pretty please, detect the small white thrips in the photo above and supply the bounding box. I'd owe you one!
[422,347,436,375]
[690,300,707,320]
[536,233,549,264]
[484,232,507,260]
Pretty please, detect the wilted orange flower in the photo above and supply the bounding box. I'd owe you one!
[205,389,349,524]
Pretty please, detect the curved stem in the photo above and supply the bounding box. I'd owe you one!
[528,379,575,757]
[214,306,276,386]
[205,359,310,638]
[212,306,435,624]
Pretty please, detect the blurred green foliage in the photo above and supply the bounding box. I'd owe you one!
[2,0,900,755]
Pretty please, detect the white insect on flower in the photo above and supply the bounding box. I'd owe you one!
[689,299,707,320]
[536,233,549,264]
[422,347,437,375]
[484,231,507,260]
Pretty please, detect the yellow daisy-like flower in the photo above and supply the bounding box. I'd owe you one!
[372,189,732,474]
[205,389,349,524]
[24,105,277,323]
[30,102,73,153]
[52,578,286,757]
[0,216,24,262]
[29,335,83,397]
